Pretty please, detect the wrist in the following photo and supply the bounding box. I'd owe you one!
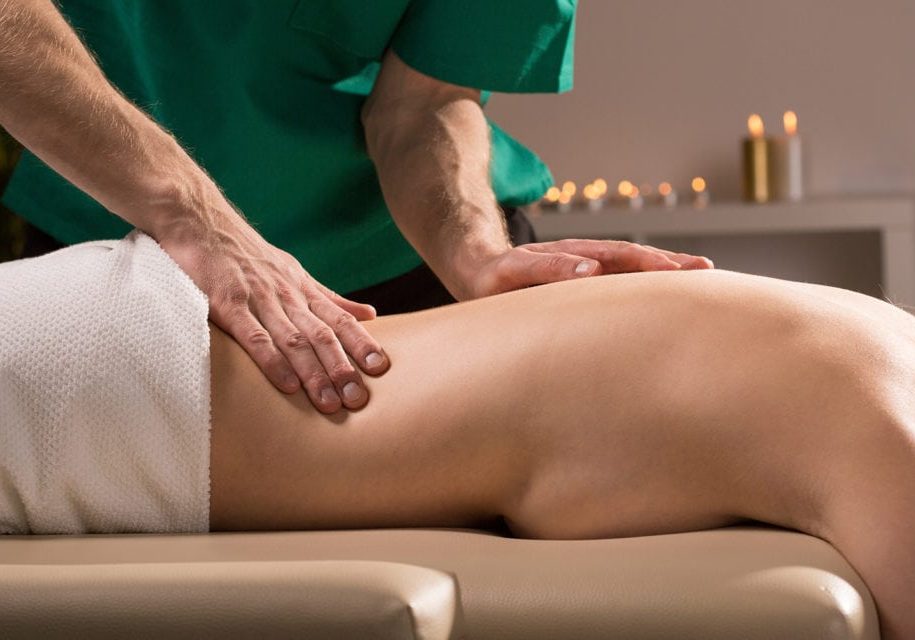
[443,227,511,301]
[142,170,236,245]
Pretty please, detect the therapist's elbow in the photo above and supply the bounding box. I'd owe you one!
[361,92,424,169]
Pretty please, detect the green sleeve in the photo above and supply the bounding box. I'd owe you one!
[390,0,576,93]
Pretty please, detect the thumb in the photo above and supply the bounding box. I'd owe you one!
[519,251,601,287]
[318,284,377,320]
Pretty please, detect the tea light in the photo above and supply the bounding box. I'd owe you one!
[615,180,634,207]
[742,113,770,203]
[657,181,678,208]
[582,180,606,211]
[627,185,644,210]
[558,181,576,212]
[538,186,562,211]
[769,110,804,201]
[691,176,710,208]
[613,180,644,209]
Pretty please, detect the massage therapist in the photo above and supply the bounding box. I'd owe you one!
[0,0,711,413]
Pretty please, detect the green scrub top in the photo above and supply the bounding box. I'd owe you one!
[3,0,576,293]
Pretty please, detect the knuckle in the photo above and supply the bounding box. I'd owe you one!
[223,285,250,307]
[546,254,568,271]
[311,325,337,347]
[332,312,357,333]
[244,326,273,346]
[304,370,331,391]
[275,284,297,305]
[328,361,357,380]
[283,331,313,352]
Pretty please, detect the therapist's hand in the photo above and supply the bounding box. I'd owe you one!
[159,213,389,414]
[468,239,714,297]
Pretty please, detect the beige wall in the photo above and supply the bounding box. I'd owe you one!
[486,0,915,201]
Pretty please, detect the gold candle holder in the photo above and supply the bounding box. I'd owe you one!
[742,114,770,204]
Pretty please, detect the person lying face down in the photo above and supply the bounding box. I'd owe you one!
[0,231,913,640]
[0,0,713,417]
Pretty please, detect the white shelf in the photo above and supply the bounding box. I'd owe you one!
[528,195,915,306]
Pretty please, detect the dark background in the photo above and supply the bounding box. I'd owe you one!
[0,129,24,262]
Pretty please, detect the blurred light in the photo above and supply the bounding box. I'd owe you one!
[593,178,608,195]
[561,181,577,197]
[658,182,673,196]
[747,113,765,138]
[691,177,707,193]
[544,186,561,202]
[617,180,635,197]
[783,110,798,136]
[558,192,572,204]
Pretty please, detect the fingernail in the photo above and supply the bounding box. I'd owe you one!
[365,352,384,368]
[320,387,340,406]
[342,382,364,404]
[575,260,595,275]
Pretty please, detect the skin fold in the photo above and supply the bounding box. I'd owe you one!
[209,269,915,640]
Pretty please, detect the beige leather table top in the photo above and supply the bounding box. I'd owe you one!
[0,526,880,639]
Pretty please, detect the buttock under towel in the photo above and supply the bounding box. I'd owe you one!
[0,231,211,534]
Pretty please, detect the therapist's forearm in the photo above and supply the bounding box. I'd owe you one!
[0,0,229,240]
[364,82,511,301]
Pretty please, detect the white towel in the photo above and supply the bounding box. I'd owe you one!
[0,230,211,534]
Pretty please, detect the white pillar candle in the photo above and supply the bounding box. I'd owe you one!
[769,110,804,202]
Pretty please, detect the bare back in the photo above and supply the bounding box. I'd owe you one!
[208,269,915,535]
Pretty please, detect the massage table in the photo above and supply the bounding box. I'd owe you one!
[0,524,879,639]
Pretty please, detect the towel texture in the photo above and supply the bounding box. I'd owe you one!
[0,231,211,534]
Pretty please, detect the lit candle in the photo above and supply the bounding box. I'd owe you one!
[558,181,576,212]
[768,110,804,201]
[582,181,605,211]
[742,113,770,203]
[627,185,644,210]
[691,176,710,208]
[538,186,562,211]
[657,181,678,208]
[614,180,634,208]
[613,180,643,210]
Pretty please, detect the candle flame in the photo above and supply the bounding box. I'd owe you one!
[583,184,598,200]
[783,110,798,136]
[630,186,641,198]
[658,182,673,196]
[558,192,572,204]
[593,178,608,196]
[544,186,561,202]
[747,114,765,139]
[561,181,577,197]
[617,180,634,197]
[691,177,707,193]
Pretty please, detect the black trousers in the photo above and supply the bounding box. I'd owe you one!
[19,205,536,315]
